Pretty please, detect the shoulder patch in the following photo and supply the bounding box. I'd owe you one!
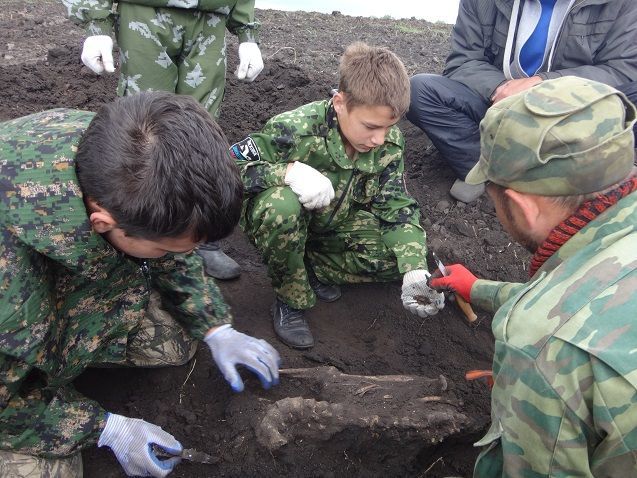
[229,137,261,161]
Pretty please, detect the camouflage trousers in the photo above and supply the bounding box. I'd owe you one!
[0,450,82,478]
[116,3,230,117]
[115,291,198,368]
[243,186,402,309]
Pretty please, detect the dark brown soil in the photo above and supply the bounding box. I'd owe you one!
[0,2,530,477]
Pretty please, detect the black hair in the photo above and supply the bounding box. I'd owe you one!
[75,92,242,242]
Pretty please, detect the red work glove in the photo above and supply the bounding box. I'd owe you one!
[429,264,477,303]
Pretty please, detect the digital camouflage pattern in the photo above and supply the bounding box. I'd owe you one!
[466,76,637,195]
[234,100,427,309]
[470,190,637,476]
[62,0,260,116]
[0,109,231,456]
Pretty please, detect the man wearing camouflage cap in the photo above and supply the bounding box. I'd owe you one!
[430,76,637,476]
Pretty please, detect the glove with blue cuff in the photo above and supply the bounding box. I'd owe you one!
[98,413,181,477]
[204,324,281,392]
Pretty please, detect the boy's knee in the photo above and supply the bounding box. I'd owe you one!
[252,186,303,226]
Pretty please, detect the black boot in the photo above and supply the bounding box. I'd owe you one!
[306,264,341,302]
[271,298,314,349]
[196,242,241,280]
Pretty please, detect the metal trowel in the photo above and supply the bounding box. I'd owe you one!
[152,444,218,464]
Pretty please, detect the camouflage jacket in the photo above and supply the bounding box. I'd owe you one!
[471,191,637,476]
[61,0,260,41]
[233,99,427,273]
[0,109,231,457]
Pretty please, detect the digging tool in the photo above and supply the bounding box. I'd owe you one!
[431,252,478,323]
[152,445,218,465]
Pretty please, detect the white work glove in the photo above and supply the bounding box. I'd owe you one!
[204,324,280,392]
[401,270,445,318]
[98,413,181,477]
[284,161,335,210]
[81,35,115,75]
[235,42,264,82]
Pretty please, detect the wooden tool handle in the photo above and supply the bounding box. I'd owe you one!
[455,294,478,322]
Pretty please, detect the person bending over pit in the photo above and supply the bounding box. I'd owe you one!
[430,76,637,476]
[63,0,266,281]
[231,42,445,349]
[0,93,279,478]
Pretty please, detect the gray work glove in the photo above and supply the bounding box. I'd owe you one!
[98,413,181,477]
[401,269,445,317]
[204,324,280,392]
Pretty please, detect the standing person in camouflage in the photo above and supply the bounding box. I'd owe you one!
[232,42,445,349]
[0,92,280,478]
[430,76,637,476]
[63,0,265,281]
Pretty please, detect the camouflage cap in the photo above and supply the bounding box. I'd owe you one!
[465,76,637,195]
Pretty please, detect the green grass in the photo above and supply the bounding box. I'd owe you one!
[395,23,425,34]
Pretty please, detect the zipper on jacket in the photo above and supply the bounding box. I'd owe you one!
[319,168,358,232]
[140,260,152,293]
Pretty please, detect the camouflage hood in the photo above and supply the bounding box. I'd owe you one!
[0,109,117,273]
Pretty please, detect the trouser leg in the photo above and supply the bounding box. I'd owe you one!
[242,187,315,309]
[0,450,83,478]
[306,210,402,285]
[406,73,490,179]
[125,291,198,367]
[116,4,228,118]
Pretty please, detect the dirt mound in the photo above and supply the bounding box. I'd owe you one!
[0,3,531,477]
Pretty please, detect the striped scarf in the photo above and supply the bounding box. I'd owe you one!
[529,177,637,277]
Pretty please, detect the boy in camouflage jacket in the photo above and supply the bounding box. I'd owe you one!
[430,77,637,476]
[233,43,445,349]
[0,93,279,477]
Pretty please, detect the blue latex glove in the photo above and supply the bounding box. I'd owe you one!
[204,324,281,392]
[98,413,181,477]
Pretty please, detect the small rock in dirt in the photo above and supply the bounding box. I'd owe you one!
[435,200,451,213]
[451,219,476,238]
[6,43,14,50]
[276,83,285,90]
[4,54,14,60]
[332,10,341,15]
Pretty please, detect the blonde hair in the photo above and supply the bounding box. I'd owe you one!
[338,42,410,118]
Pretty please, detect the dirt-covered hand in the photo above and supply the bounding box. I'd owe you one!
[429,264,477,302]
[401,270,445,317]
[284,161,335,210]
[235,42,264,81]
[81,35,115,75]
[204,325,281,392]
[98,413,182,477]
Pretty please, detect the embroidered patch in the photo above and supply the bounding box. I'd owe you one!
[229,137,260,162]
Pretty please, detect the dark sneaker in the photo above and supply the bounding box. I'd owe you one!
[196,242,241,280]
[306,265,341,302]
[271,298,314,349]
